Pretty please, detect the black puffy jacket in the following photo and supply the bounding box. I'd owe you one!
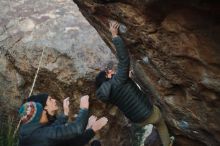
[96,37,153,123]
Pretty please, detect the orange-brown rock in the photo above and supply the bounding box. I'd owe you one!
[72,0,220,145]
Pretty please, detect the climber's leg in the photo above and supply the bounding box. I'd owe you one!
[142,106,170,146]
[131,123,162,146]
[155,118,170,146]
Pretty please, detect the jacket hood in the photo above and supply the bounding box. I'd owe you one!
[19,123,42,141]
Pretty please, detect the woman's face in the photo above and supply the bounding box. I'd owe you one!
[44,96,58,115]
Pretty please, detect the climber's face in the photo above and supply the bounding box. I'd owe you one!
[106,69,115,79]
[44,96,58,115]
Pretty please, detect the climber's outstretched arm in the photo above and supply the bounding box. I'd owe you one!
[109,21,130,85]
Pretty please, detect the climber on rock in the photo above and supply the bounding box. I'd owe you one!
[19,93,107,146]
[95,21,171,146]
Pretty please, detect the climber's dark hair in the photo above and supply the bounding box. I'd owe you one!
[95,71,108,89]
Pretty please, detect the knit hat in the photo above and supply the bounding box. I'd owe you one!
[95,71,108,89]
[19,102,43,124]
[27,93,48,107]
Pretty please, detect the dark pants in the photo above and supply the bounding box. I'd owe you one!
[132,106,170,146]
[91,140,101,146]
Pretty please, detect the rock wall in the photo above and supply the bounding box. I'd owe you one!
[0,0,115,105]
[72,0,220,146]
[0,0,130,145]
[0,0,220,146]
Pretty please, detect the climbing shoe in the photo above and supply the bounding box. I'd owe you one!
[169,136,175,146]
[144,124,162,146]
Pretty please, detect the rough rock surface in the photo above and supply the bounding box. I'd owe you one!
[0,0,132,145]
[72,0,220,146]
[0,0,116,101]
[0,0,220,146]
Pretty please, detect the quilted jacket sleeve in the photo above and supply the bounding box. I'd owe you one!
[112,36,130,85]
[51,114,68,125]
[44,108,89,140]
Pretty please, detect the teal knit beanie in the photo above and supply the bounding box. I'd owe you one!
[19,102,43,124]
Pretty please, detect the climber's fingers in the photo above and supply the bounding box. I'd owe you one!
[109,20,118,28]
[114,22,119,29]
